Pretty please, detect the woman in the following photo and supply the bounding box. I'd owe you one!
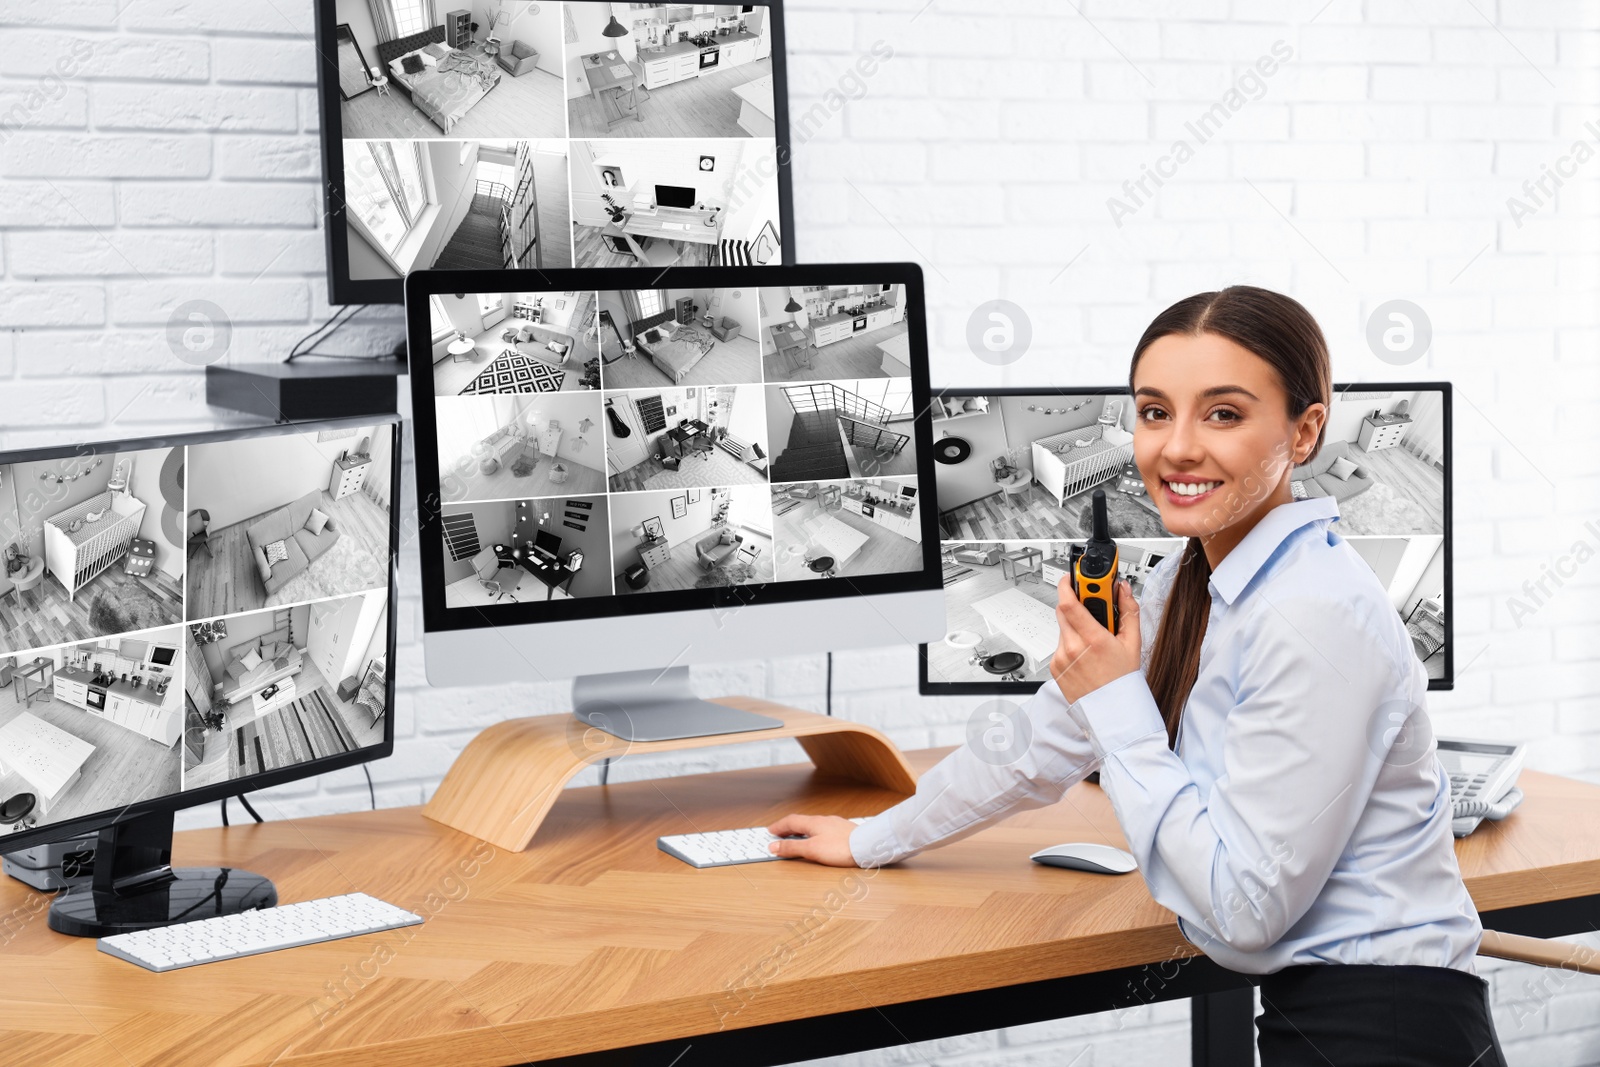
[768,287,1504,1065]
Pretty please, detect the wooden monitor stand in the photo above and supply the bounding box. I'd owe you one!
[422,696,919,851]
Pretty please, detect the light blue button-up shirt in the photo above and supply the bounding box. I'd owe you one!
[850,496,1481,975]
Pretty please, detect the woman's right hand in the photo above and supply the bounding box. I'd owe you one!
[765,814,861,867]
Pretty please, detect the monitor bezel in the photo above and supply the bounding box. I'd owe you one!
[0,415,401,852]
[313,0,798,306]
[405,262,942,636]
[917,382,1454,696]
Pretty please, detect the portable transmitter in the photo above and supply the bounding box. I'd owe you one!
[1069,489,1120,635]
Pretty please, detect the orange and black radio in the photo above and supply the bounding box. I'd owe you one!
[1068,489,1120,635]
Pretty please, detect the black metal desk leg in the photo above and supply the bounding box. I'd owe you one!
[1191,987,1255,1066]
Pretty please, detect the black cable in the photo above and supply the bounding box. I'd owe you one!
[285,305,358,362]
[826,652,833,716]
[363,765,376,810]
[220,798,228,827]
[284,304,399,363]
[600,757,611,786]
[237,794,263,824]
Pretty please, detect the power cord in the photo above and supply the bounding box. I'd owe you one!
[600,757,611,786]
[283,304,404,363]
[223,774,376,825]
[826,652,833,716]
[219,794,264,825]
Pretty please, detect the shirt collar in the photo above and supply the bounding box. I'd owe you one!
[1207,496,1339,605]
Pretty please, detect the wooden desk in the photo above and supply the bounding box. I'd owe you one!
[664,419,712,461]
[619,205,722,246]
[4,736,1598,1067]
[515,555,576,600]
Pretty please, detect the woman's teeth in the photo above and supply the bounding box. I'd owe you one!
[1167,480,1220,497]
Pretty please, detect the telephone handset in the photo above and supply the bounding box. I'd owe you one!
[1438,738,1525,837]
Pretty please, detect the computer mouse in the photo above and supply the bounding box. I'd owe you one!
[1029,842,1137,875]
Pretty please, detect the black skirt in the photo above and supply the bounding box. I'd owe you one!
[1256,963,1507,1067]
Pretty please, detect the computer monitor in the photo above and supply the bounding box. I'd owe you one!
[655,184,697,209]
[0,418,400,936]
[314,0,795,304]
[533,530,562,561]
[407,264,941,741]
[918,385,1453,695]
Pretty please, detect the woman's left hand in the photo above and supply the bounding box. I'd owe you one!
[1050,578,1143,705]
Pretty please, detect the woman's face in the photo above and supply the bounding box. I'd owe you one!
[1132,331,1324,551]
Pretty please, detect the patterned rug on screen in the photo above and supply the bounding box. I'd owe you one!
[459,352,564,395]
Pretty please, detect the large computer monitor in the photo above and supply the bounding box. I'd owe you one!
[315,0,796,305]
[0,418,400,935]
[918,385,1453,695]
[406,263,943,740]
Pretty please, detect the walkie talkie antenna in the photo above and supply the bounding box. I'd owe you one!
[1091,489,1109,542]
[1073,489,1120,634]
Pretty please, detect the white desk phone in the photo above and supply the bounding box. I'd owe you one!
[1438,737,1526,837]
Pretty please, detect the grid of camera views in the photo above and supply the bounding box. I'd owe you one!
[927,390,1448,687]
[0,429,393,833]
[336,2,782,279]
[431,283,921,601]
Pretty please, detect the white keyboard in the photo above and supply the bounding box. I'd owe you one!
[659,818,870,869]
[658,221,692,231]
[98,892,423,972]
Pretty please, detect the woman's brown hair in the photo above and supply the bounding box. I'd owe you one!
[1129,286,1332,748]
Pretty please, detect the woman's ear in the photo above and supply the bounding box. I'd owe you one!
[1293,402,1328,464]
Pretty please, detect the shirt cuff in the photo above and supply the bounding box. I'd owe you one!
[849,816,903,869]
[1073,671,1166,757]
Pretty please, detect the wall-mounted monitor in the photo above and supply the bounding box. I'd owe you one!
[313,0,795,304]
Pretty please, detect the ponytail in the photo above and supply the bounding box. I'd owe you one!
[1129,286,1331,749]
[1146,537,1212,747]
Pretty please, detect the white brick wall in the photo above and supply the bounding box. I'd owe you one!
[2,2,1599,1063]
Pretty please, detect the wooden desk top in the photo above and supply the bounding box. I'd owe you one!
[621,207,721,245]
[4,721,1598,1067]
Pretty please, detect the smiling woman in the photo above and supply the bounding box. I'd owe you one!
[1126,288,1332,743]
[773,287,1507,1067]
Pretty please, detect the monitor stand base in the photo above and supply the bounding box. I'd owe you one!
[422,690,919,852]
[47,810,276,938]
[572,667,783,742]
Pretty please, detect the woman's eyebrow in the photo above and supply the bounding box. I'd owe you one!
[1133,385,1260,401]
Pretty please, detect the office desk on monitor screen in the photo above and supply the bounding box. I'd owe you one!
[621,206,722,246]
[11,706,1598,1067]
[517,555,576,600]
